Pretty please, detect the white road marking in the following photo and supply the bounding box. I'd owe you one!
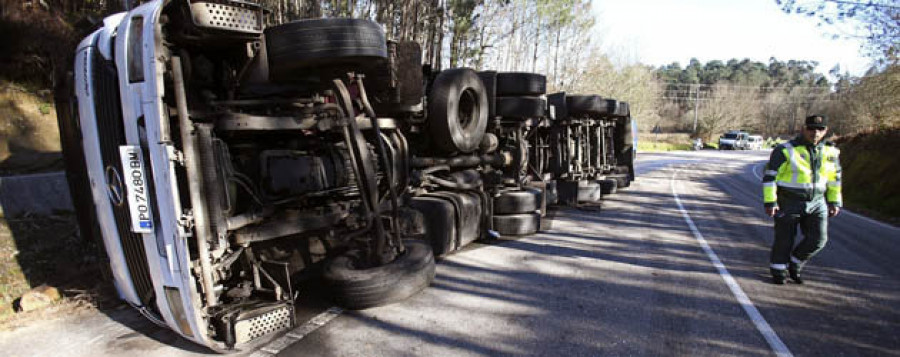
[751,162,898,232]
[671,169,793,357]
[250,306,344,357]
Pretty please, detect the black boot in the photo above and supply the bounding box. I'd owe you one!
[789,262,804,284]
[770,268,787,285]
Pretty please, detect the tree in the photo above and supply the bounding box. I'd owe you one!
[689,84,761,141]
[775,0,900,64]
[568,52,662,132]
[846,65,900,129]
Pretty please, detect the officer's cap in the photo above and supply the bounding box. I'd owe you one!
[805,114,827,128]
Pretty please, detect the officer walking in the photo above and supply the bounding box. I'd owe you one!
[762,114,842,284]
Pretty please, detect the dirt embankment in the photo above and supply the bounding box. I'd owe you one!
[835,128,900,221]
[0,82,64,174]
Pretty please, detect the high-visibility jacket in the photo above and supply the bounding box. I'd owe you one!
[762,138,842,207]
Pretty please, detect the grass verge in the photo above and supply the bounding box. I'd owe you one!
[638,141,692,152]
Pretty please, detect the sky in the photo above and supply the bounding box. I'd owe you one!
[591,0,873,77]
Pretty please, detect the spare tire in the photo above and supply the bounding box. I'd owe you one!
[428,68,489,154]
[323,240,436,310]
[496,72,547,96]
[496,97,546,119]
[265,18,387,79]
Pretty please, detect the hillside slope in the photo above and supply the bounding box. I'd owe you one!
[835,129,900,220]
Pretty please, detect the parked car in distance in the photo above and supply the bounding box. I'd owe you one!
[718,130,749,150]
[747,135,764,150]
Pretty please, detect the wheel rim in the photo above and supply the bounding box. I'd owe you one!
[457,88,478,131]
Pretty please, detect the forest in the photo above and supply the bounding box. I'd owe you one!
[0,0,897,143]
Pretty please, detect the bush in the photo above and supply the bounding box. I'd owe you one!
[834,128,900,219]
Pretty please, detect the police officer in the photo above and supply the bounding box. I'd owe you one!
[762,114,842,285]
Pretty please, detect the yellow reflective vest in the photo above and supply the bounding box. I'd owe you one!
[762,139,842,207]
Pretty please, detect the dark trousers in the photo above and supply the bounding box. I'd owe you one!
[770,197,828,269]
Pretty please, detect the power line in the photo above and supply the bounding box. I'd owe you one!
[659,83,836,91]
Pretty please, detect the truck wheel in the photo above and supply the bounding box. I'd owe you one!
[477,71,497,119]
[494,187,542,214]
[493,212,541,236]
[428,68,489,154]
[323,240,436,310]
[265,18,387,78]
[609,100,630,117]
[495,97,546,119]
[577,180,602,202]
[55,71,103,245]
[496,72,547,96]
[547,92,568,120]
[599,179,618,195]
[567,96,628,117]
[566,95,605,116]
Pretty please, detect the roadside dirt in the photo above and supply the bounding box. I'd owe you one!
[0,213,116,329]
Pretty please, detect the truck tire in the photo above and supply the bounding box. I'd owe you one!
[599,179,618,195]
[615,116,634,165]
[577,180,602,202]
[323,240,436,310]
[477,71,497,119]
[495,97,546,119]
[567,96,628,117]
[493,187,542,215]
[547,92,568,120]
[428,68,489,154]
[493,212,541,236]
[265,18,387,78]
[608,100,630,117]
[496,72,547,96]
[566,95,605,116]
[55,71,99,244]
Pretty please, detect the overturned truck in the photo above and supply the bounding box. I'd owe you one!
[55,0,635,351]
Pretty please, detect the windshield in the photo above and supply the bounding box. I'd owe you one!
[723,133,738,139]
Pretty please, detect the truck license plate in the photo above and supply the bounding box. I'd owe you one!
[119,146,154,233]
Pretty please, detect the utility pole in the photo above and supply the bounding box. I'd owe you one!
[692,84,700,133]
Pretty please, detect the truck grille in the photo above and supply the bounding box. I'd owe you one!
[92,49,156,307]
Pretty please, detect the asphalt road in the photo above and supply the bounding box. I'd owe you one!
[1,150,897,356]
[273,150,900,357]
